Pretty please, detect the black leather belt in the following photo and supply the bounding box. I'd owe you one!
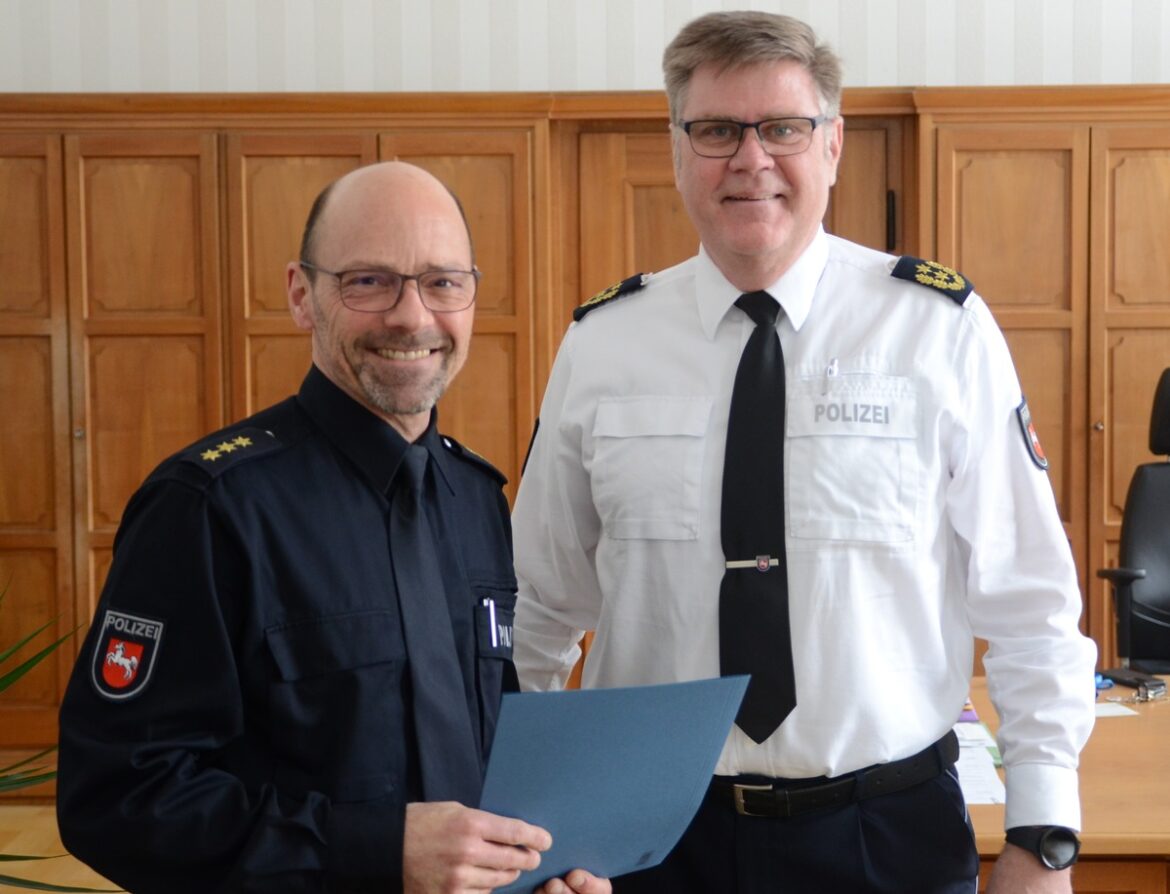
[712,730,959,818]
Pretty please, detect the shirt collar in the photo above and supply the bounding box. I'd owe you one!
[296,365,456,497]
[695,226,829,339]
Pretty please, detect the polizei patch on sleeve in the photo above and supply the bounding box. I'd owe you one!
[90,609,165,700]
[1016,398,1049,471]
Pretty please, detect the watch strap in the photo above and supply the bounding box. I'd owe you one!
[1005,825,1080,870]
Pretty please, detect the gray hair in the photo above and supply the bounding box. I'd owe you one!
[663,11,843,123]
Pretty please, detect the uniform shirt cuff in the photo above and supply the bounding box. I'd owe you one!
[1003,762,1081,831]
[326,800,405,888]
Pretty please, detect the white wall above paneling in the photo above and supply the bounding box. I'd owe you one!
[1,0,1167,93]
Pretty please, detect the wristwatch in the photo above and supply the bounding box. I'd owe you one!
[1005,825,1081,870]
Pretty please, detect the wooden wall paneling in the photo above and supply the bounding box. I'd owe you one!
[935,125,1091,602]
[825,117,906,254]
[979,860,1168,893]
[224,132,377,419]
[578,128,696,304]
[1089,122,1170,665]
[0,134,75,746]
[64,132,223,622]
[379,127,539,503]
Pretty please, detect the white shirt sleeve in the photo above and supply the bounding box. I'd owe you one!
[512,328,603,691]
[947,296,1098,830]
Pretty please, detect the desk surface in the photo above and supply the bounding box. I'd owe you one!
[968,676,1170,858]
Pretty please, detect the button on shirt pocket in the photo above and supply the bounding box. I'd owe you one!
[787,375,919,543]
[591,396,713,541]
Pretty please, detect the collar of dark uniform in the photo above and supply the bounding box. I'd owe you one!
[295,364,456,498]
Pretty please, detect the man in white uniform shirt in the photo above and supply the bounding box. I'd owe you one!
[511,10,1096,894]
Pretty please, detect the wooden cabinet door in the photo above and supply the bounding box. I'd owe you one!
[64,133,223,623]
[578,129,698,307]
[0,135,74,747]
[225,133,376,418]
[826,116,906,255]
[1088,124,1170,666]
[979,859,1168,893]
[380,128,541,503]
[935,124,1091,619]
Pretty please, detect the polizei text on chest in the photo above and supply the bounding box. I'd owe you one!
[814,402,891,424]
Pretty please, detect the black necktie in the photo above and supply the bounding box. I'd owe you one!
[390,445,482,803]
[719,291,796,744]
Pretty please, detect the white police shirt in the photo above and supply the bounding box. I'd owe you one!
[512,227,1097,830]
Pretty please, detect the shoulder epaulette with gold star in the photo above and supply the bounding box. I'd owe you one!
[441,434,507,487]
[891,256,973,306]
[573,273,650,322]
[179,427,282,477]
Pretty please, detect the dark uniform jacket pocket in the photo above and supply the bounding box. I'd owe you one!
[265,610,407,803]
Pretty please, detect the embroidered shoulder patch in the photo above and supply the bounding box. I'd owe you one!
[891,256,973,306]
[178,427,281,477]
[90,609,165,700]
[442,435,507,486]
[573,273,650,322]
[1016,398,1049,471]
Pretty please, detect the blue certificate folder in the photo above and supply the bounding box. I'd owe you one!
[479,675,748,893]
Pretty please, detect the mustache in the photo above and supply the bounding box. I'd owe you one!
[360,332,452,352]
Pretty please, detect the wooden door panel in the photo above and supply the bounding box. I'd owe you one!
[82,156,204,316]
[979,859,1168,893]
[65,132,222,623]
[0,135,74,751]
[0,151,53,316]
[1089,125,1170,665]
[1106,148,1170,309]
[936,124,1090,609]
[826,117,905,254]
[380,128,538,502]
[0,338,57,528]
[579,131,696,306]
[225,133,376,419]
[440,332,520,493]
[248,334,315,415]
[86,336,210,529]
[936,125,1088,310]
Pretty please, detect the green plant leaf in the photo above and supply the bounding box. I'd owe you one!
[0,748,56,777]
[0,873,120,892]
[0,630,78,695]
[0,771,56,793]
[0,620,57,670]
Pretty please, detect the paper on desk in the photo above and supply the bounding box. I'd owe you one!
[954,726,1006,804]
[479,676,748,894]
[1096,701,1139,717]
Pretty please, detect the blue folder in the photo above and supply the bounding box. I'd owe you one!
[479,675,749,893]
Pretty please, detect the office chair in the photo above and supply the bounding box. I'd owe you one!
[1097,368,1170,675]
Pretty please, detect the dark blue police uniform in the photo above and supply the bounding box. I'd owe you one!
[56,365,518,893]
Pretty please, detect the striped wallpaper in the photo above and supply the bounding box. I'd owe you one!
[2,0,1168,93]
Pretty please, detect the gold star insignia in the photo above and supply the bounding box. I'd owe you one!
[217,441,237,453]
[914,261,966,291]
[233,436,252,447]
[201,449,221,462]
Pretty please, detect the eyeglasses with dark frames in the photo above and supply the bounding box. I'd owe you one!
[299,261,481,313]
[680,116,828,159]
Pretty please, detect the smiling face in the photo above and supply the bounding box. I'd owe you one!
[287,162,475,441]
[673,59,843,291]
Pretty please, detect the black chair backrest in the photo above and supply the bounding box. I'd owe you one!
[1121,368,1170,663]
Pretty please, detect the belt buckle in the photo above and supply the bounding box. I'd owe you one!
[733,783,775,817]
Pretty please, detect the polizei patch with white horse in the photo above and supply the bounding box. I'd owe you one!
[90,609,165,700]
